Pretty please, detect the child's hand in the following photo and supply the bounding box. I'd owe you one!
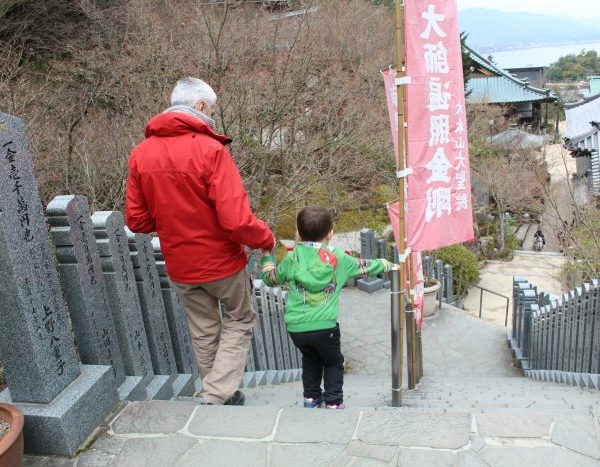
[261,248,272,256]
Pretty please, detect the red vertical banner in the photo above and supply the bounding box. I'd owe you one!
[412,252,424,327]
[404,0,474,250]
[383,1,474,252]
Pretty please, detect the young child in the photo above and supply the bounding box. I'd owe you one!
[261,206,392,409]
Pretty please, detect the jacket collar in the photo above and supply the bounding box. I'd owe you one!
[144,112,232,145]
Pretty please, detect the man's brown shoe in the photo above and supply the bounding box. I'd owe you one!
[224,390,246,406]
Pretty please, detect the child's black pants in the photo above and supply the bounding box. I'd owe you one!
[289,324,344,404]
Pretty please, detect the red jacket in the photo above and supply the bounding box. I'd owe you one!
[125,112,274,283]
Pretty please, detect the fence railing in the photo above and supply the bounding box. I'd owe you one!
[437,273,510,327]
[509,276,600,389]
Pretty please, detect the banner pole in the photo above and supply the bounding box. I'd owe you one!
[390,266,402,406]
[393,0,409,405]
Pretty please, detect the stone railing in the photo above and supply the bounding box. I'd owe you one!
[509,276,600,390]
[0,113,299,456]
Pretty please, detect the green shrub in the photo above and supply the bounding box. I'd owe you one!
[429,244,480,298]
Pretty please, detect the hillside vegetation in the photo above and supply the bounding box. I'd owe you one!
[0,0,396,234]
[547,50,600,82]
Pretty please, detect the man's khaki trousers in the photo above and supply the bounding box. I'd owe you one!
[173,268,255,404]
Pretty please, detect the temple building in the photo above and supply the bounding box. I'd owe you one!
[465,46,558,130]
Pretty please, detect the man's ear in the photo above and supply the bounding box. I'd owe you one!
[326,229,334,241]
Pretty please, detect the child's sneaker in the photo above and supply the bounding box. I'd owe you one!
[325,402,346,409]
[303,396,323,408]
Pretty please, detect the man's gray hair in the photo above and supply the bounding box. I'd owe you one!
[170,77,218,108]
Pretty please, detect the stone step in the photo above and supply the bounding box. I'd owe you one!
[406,391,599,402]
[415,378,599,391]
[403,400,594,414]
[234,372,600,410]
[407,386,599,396]
[63,399,600,467]
[514,249,564,257]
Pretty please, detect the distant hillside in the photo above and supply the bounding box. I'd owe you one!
[459,8,600,51]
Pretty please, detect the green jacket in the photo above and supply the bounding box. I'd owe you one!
[261,243,392,333]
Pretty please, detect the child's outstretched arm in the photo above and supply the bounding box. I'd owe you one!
[260,252,290,287]
[345,256,394,279]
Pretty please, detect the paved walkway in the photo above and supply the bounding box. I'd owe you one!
[238,289,516,410]
[463,142,589,328]
[523,143,588,253]
[46,398,600,467]
[23,288,600,466]
[463,250,567,327]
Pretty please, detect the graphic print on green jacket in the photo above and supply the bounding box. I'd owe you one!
[261,244,392,333]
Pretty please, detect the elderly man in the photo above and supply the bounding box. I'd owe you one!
[126,77,275,405]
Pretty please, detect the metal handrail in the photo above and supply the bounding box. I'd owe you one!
[438,273,510,327]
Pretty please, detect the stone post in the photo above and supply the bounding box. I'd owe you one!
[0,129,117,456]
[92,211,172,400]
[248,283,269,386]
[423,255,432,280]
[126,229,183,398]
[46,195,146,400]
[443,264,453,304]
[151,237,199,395]
[253,281,280,385]
[378,239,391,289]
[265,286,288,383]
[434,259,443,302]
[357,228,384,293]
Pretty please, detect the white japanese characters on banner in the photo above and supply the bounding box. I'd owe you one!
[383,0,474,252]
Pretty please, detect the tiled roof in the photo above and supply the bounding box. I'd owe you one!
[564,125,598,148]
[565,94,600,139]
[467,76,556,104]
[465,46,557,105]
[488,128,549,150]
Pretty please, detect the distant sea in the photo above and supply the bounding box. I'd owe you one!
[485,41,600,69]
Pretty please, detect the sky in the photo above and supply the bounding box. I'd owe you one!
[457,0,600,20]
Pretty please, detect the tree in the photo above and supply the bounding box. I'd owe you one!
[0,0,397,234]
[473,154,544,253]
[547,50,600,82]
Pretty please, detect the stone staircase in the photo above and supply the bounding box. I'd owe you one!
[25,293,600,466]
[403,375,600,415]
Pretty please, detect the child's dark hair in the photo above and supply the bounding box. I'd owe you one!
[297,206,333,242]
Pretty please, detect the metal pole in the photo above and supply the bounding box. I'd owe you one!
[479,288,484,318]
[420,327,424,381]
[406,309,415,390]
[410,312,417,387]
[390,266,402,406]
[416,328,423,384]
[505,298,509,327]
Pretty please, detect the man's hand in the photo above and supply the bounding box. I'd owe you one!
[261,248,272,256]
